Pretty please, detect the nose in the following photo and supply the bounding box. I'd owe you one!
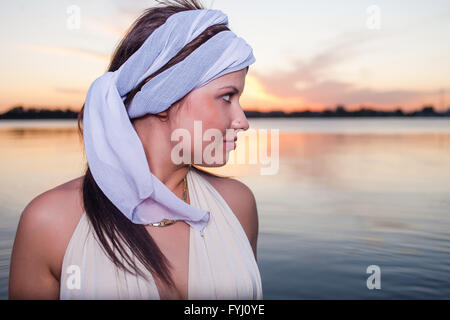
[231,109,250,132]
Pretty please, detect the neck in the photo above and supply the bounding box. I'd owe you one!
[133,115,190,197]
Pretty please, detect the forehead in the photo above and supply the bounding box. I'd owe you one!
[207,68,247,89]
[182,68,247,102]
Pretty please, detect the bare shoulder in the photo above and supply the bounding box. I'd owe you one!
[19,176,85,237]
[193,168,259,260]
[9,176,85,298]
[23,176,85,268]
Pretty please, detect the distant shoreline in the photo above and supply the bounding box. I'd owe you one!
[0,105,449,119]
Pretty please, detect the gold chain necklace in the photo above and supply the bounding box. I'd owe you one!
[147,175,187,227]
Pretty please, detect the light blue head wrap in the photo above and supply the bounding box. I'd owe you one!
[82,9,255,237]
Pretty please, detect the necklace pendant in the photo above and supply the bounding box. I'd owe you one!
[147,175,187,228]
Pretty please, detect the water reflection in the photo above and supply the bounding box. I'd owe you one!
[1,119,450,299]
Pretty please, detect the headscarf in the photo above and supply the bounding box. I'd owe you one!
[82,9,255,236]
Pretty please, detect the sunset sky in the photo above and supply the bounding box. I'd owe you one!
[1,0,449,113]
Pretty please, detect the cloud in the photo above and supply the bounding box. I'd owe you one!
[297,80,431,108]
[82,16,127,39]
[253,31,375,96]
[22,44,110,62]
[249,31,435,109]
[53,87,86,95]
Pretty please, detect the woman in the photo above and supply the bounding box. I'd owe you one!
[9,0,262,300]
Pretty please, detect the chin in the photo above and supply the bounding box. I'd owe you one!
[195,154,230,167]
[191,144,232,167]
[195,160,228,168]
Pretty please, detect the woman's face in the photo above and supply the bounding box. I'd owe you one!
[169,68,250,167]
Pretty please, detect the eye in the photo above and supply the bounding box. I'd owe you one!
[222,92,234,104]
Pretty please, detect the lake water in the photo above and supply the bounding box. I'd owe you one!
[1,118,449,299]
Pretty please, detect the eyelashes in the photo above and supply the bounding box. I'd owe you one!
[222,92,236,104]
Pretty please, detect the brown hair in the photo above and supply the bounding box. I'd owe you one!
[76,0,242,288]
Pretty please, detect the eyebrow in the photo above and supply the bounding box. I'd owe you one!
[219,85,240,94]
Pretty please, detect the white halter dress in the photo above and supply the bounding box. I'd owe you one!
[59,168,263,299]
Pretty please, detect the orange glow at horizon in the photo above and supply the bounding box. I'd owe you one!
[241,74,306,113]
[0,71,447,114]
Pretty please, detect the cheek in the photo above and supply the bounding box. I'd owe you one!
[176,95,230,147]
[194,98,220,117]
[188,97,228,129]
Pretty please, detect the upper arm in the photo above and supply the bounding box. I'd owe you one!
[232,182,259,261]
[210,178,259,261]
[9,191,63,299]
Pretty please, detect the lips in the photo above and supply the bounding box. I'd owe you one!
[223,134,237,150]
[223,140,236,150]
